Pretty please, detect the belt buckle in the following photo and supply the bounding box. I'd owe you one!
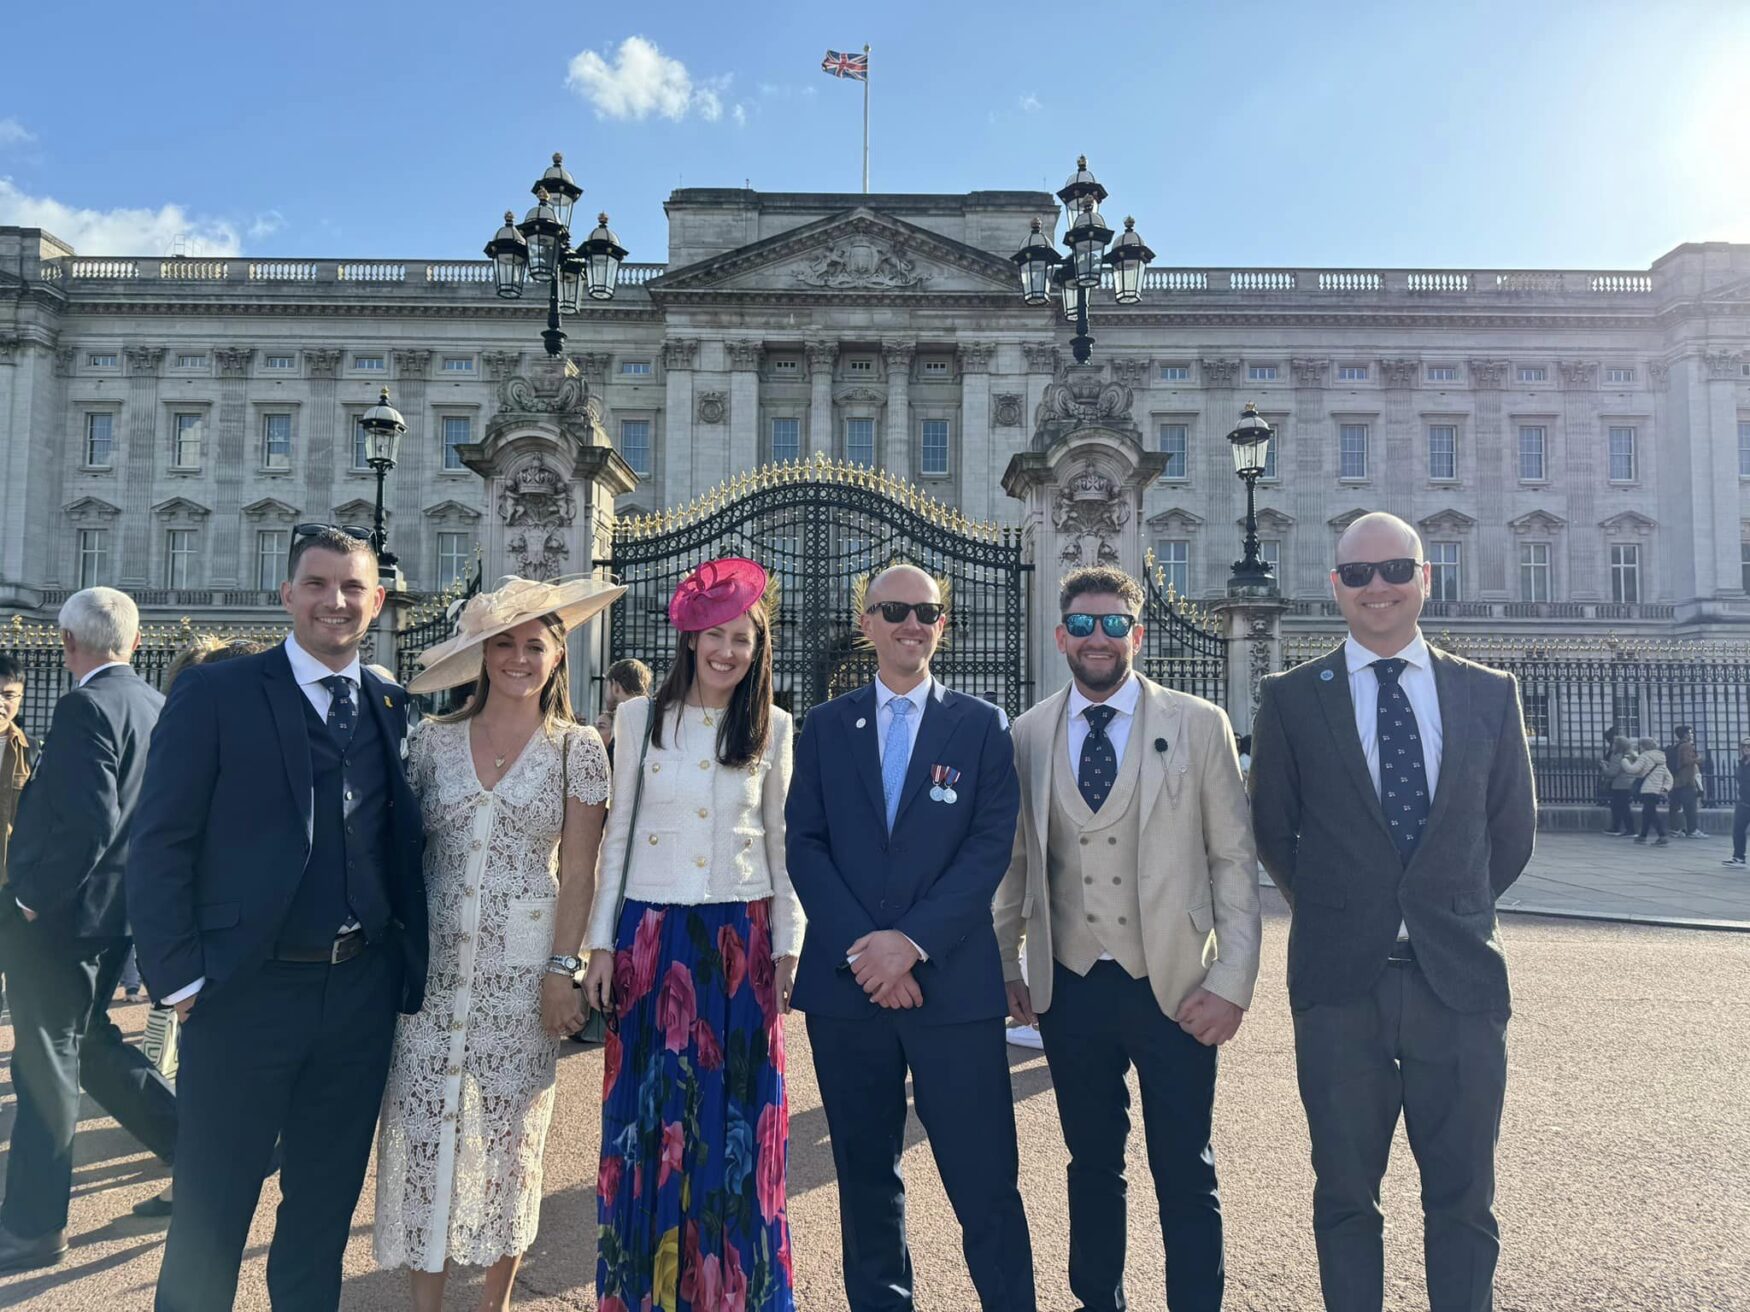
[331,933,353,964]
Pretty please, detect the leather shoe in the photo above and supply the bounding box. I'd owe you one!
[0,1221,67,1274]
[131,1190,173,1219]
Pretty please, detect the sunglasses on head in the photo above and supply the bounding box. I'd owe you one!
[1062,612,1139,639]
[865,601,945,625]
[292,521,373,546]
[1334,558,1420,588]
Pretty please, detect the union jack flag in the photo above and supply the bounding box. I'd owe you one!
[821,49,868,81]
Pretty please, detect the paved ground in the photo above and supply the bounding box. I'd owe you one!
[2,884,1746,1311]
[1500,831,1750,929]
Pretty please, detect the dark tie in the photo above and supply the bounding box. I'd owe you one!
[1078,704,1118,812]
[320,674,357,747]
[1372,659,1429,863]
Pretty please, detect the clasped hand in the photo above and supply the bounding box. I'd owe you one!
[848,930,923,1009]
[540,972,586,1038]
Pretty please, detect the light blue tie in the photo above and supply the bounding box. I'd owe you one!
[882,697,915,832]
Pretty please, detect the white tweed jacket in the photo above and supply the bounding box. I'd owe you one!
[585,696,804,958]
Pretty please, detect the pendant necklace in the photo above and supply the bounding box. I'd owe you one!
[478,721,509,770]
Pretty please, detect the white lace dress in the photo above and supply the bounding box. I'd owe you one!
[374,718,610,1273]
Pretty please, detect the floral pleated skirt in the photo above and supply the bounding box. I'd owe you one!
[595,897,795,1312]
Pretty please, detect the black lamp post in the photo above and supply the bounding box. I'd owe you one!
[484,152,628,359]
[1226,402,1276,595]
[1010,156,1154,364]
[358,387,406,575]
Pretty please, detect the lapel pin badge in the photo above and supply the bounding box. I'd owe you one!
[383,694,393,708]
[1319,669,1335,682]
[855,717,867,729]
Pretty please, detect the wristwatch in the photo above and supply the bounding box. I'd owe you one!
[545,954,583,978]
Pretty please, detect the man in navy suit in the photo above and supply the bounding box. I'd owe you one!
[787,564,1034,1312]
[127,528,428,1311]
[0,588,177,1272]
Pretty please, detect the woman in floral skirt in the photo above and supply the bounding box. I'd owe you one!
[582,557,802,1312]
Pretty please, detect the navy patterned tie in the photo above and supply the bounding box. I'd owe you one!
[1078,704,1118,812]
[320,674,357,747]
[1372,659,1429,863]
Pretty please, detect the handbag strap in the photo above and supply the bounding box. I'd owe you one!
[605,701,656,942]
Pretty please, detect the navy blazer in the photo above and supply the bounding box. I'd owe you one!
[8,665,163,939]
[785,679,1020,1026]
[125,643,428,1012]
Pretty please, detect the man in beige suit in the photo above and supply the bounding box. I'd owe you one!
[995,566,1260,1312]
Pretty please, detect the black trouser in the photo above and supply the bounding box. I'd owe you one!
[1638,795,1667,838]
[1668,786,1700,833]
[806,1010,1036,1312]
[1607,790,1635,833]
[155,942,401,1312]
[1037,959,1223,1312]
[1732,802,1750,859]
[1293,959,1508,1312]
[0,904,177,1240]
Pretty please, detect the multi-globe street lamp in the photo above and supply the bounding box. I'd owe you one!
[1226,402,1277,596]
[1010,155,1154,364]
[357,387,407,576]
[484,152,628,359]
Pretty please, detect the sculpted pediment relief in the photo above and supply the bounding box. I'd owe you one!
[1509,510,1567,534]
[651,209,1017,297]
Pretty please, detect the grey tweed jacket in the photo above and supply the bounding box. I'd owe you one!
[1249,643,1536,1016]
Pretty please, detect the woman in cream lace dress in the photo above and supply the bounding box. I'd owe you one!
[374,576,623,1311]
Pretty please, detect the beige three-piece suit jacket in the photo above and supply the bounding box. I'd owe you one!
[993,674,1262,1018]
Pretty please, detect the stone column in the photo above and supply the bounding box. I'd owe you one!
[662,337,700,497]
[1379,358,1419,516]
[726,340,762,483]
[384,350,431,591]
[304,348,342,530]
[119,347,165,585]
[958,342,995,522]
[0,337,57,607]
[1288,358,1328,598]
[1559,360,1601,600]
[1700,350,1747,607]
[806,341,838,458]
[209,346,255,586]
[882,341,915,480]
[1210,597,1288,735]
[1468,359,1509,598]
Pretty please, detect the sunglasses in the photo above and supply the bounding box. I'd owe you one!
[1334,558,1420,588]
[865,601,946,625]
[1062,612,1139,639]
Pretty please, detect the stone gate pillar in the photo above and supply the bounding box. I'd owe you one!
[1003,363,1165,703]
[1210,597,1288,735]
[459,355,637,707]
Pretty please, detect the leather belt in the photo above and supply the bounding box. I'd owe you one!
[271,928,368,965]
[1385,940,1417,966]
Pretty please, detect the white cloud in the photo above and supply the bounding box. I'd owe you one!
[1018,93,1042,113]
[248,209,285,241]
[732,104,747,128]
[0,118,35,148]
[568,36,740,123]
[0,178,241,255]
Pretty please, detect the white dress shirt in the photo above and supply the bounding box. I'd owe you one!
[873,674,934,763]
[1345,631,1442,943]
[283,634,362,718]
[1065,671,1142,775]
[1344,632,1443,799]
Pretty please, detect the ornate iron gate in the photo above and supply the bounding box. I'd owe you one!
[1137,552,1228,707]
[605,456,1031,719]
[395,563,483,696]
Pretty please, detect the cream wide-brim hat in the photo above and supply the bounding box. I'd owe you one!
[407,574,627,694]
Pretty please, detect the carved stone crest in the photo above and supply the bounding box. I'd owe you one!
[994,393,1024,427]
[1200,359,1241,388]
[793,239,928,290]
[697,391,727,424]
[1033,364,1137,444]
[507,528,568,581]
[501,367,586,416]
[1051,460,1131,567]
[498,459,576,531]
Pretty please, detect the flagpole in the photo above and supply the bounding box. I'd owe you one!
[862,43,870,194]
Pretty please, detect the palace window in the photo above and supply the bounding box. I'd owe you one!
[174,353,207,369]
[1520,542,1551,602]
[920,419,950,476]
[164,528,197,588]
[85,413,114,467]
[256,530,287,591]
[620,360,652,376]
[1428,542,1460,601]
[1337,365,1369,382]
[1739,420,1750,477]
[87,352,118,368]
[441,415,471,471]
[1260,539,1281,578]
[173,413,204,468]
[353,354,385,372]
[1522,690,1552,743]
[351,417,370,469]
[1608,426,1637,483]
[262,413,292,469]
[922,358,950,378]
[1159,364,1190,382]
[1339,423,1369,480]
[263,354,296,370]
[1610,543,1641,604]
[1741,542,1750,594]
[77,529,109,588]
[770,417,800,464]
[1154,540,1189,595]
[1247,364,1278,382]
[1158,424,1188,479]
[1426,365,1457,383]
[1518,366,1547,383]
[845,417,875,468]
[619,419,652,476]
[771,358,799,377]
[1427,425,1457,480]
[1605,366,1635,385]
[441,356,474,373]
[436,532,473,588]
[1518,425,1546,481]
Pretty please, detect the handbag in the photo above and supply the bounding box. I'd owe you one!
[570,708,654,1046]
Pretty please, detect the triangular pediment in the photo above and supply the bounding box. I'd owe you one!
[1509,510,1567,534]
[423,499,483,522]
[63,496,121,521]
[1599,510,1656,534]
[1246,507,1296,532]
[1327,508,1371,531]
[243,497,301,521]
[1419,508,1477,535]
[334,498,381,523]
[152,496,211,520]
[1147,507,1205,532]
[650,209,1018,298]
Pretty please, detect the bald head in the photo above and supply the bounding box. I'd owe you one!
[866,563,941,605]
[1336,512,1423,565]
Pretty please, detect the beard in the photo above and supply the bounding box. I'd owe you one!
[1067,646,1131,694]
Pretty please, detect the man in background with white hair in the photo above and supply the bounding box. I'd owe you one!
[0,587,178,1272]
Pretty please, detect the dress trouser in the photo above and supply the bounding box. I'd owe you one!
[1037,959,1223,1312]
[806,1010,1036,1312]
[1669,785,1700,833]
[0,902,177,1239]
[1292,959,1508,1312]
[155,942,400,1312]
[1732,801,1750,859]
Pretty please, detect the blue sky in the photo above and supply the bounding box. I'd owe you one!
[3,0,1746,270]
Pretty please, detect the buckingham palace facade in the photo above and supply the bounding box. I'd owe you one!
[3,184,1749,638]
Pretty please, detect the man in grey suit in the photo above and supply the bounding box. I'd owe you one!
[1249,512,1535,1312]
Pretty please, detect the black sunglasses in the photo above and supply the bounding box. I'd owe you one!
[1062,612,1139,639]
[292,522,373,544]
[1334,558,1420,588]
[865,601,946,625]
